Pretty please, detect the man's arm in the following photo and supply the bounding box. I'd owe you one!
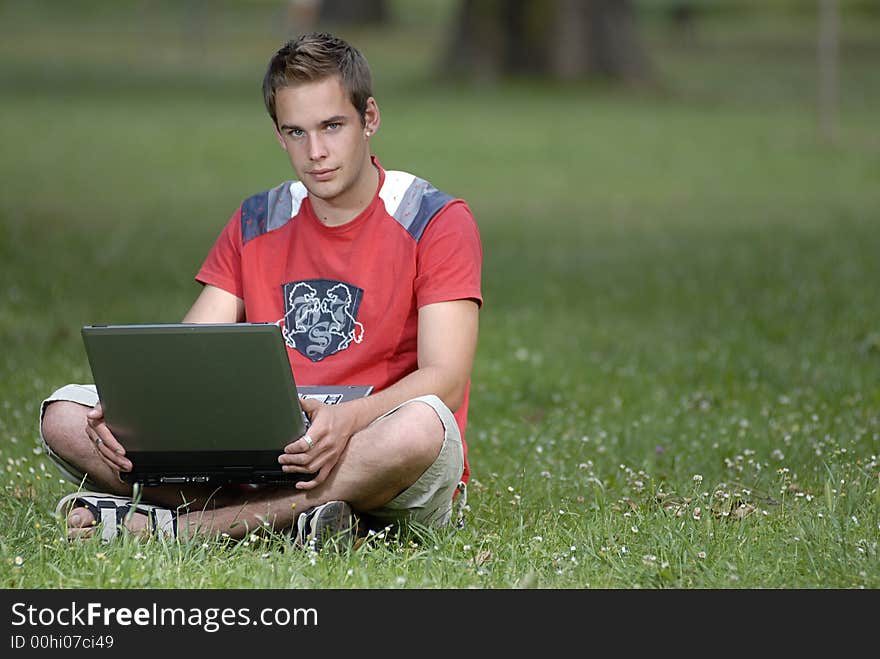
[281,298,480,489]
[357,298,480,418]
[182,284,245,323]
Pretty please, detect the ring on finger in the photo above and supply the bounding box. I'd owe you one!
[95,437,104,446]
[302,434,314,450]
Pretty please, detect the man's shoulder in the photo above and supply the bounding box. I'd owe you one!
[378,170,467,242]
[240,181,308,246]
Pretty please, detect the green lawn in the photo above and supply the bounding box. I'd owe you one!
[1,2,878,588]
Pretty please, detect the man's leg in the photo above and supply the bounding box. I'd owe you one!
[170,399,448,540]
[41,400,130,495]
[45,398,446,541]
[42,399,255,539]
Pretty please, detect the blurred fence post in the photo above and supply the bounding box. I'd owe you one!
[818,0,839,144]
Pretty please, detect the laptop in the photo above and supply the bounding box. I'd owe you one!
[81,322,372,487]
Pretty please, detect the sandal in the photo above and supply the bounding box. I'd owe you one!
[55,491,178,542]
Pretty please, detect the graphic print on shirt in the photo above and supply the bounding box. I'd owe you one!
[280,279,365,361]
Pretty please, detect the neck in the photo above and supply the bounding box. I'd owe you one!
[310,158,379,227]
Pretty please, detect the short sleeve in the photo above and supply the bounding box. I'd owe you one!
[195,207,244,299]
[414,200,483,309]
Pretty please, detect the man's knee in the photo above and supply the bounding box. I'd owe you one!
[41,400,88,451]
[379,399,446,468]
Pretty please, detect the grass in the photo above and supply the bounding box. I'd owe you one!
[1,1,879,589]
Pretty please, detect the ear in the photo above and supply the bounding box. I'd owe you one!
[363,97,380,137]
[273,122,288,151]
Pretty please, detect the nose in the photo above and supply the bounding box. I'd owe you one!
[308,132,328,161]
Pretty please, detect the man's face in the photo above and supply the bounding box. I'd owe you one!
[273,76,375,205]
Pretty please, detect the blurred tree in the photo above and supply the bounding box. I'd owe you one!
[443,0,652,83]
[818,0,839,144]
[667,1,699,46]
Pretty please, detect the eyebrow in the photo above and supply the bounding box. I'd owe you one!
[280,115,348,131]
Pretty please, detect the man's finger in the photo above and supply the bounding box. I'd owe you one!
[94,439,132,471]
[295,476,321,490]
[299,396,322,413]
[278,452,310,467]
[98,430,126,456]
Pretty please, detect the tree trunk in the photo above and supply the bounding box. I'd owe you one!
[443,0,651,83]
[818,0,839,144]
[444,0,506,83]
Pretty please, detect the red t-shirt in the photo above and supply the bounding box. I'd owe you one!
[195,158,483,483]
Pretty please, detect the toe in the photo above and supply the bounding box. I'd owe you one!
[123,510,152,537]
[67,506,97,529]
[68,526,96,540]
[67,506,97,541]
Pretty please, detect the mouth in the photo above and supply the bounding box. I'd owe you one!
[308,167,338,181]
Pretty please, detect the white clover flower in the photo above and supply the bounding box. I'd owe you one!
[693,474,703,483]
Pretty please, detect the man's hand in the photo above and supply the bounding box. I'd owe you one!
[85,402,132,474]
[278,397,360,490]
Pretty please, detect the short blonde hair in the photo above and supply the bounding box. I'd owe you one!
[262,32,373,127]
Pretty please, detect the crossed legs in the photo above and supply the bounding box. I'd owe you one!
[42,400,445,541]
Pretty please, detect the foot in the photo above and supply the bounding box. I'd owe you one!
[56,492,177,542]
[294,500,359,552]
[65,505,151,541]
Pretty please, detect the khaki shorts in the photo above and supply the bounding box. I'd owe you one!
[39,385,467,529]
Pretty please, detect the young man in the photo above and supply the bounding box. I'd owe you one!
[40,33,483,549]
